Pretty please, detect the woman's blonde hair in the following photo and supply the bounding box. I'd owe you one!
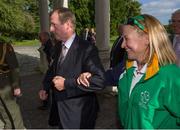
[141,14,176,66]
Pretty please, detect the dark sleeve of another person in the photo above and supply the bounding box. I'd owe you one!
[105,62,125,86]
[77,44,106,92]
[5,44,20,88]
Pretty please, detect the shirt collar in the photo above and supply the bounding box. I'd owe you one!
[63,33,76,49]
[126,54,159,80]
[133,61,147,75]
[175,34,180,37]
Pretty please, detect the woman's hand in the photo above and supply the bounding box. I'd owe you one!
[77,72,92,87]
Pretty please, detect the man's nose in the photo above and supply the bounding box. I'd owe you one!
[50,26,54,32]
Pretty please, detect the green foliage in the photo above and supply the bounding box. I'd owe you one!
[69,0,141,36]
[13,39,39,46]
[0,0,141,42]
[69,0,95,34]
[0,35,12,43]
[110,0,141,35]
[23,0,40,32]
[164,24,173,34]
[0,0,36,40]
[110,35,119,47]
[0,0,35,33]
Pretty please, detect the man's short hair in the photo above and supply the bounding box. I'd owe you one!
[50,7,76,29]
[172,9,180,16]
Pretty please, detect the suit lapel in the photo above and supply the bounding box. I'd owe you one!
[56,36,79,73]
[53,42,62,73]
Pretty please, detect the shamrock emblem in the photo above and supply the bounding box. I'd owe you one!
[140,91,150,104]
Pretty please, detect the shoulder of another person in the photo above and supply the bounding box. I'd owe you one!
[46,39,53,46]
[76,35,95,48]
[0,43,14,56]
[80,40,96,52]
[6,43,14,52]
[168,33,174,42]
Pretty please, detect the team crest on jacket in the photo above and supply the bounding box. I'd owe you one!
[139,90,150,109]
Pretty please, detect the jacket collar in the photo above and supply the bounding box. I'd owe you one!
[126,54,159,80]
[63,33,76,49]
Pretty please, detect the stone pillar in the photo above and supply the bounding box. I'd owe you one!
[95,0,117,93]
[95,0,110,70]
[39,0,49,32]
[53,0,68,9]
[62,0,68,8]
[39,0,49,73]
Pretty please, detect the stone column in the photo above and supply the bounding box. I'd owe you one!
[95,0,117,93]
[53,0,68,9]
[95,0,110,70]
[39,0,49,32]
[62,0,68,8]
[39,0,49,73]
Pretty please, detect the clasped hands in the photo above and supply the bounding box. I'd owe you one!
[53,73,92,90]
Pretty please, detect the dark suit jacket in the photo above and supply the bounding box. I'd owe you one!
[43,35,105,128]
[110,35,125,68]
[105,61,125,86]
[43,39,53,64]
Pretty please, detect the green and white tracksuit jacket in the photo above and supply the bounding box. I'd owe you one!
[118,54,180,129]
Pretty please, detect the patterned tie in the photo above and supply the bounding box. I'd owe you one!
[58,44,67,65]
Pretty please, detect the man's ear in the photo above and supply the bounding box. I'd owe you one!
[66,20,72,28]
[65,20,73,31]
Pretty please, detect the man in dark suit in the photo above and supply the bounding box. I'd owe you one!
[38,31,53,110]
[39,32,53,65]
[39,7,105,129]
[171,9,180,66]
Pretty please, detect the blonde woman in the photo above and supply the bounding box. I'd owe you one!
[77,14,180,129]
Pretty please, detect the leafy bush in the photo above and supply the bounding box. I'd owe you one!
[0,35,12,43]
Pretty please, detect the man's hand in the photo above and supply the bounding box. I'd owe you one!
[39,89,48,100]
[14,88,22,97]
[52,76,65,91]
[77,72,92,87]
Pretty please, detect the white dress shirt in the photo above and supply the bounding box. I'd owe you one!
[173,35,180,66]
[129,61,147,97]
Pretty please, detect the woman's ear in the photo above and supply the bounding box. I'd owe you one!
[144,34,149,45]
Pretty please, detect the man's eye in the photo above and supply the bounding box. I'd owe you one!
[51,23,55,26]
[172,20,180,23]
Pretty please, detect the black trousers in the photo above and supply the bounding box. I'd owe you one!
[50,94,99,129]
